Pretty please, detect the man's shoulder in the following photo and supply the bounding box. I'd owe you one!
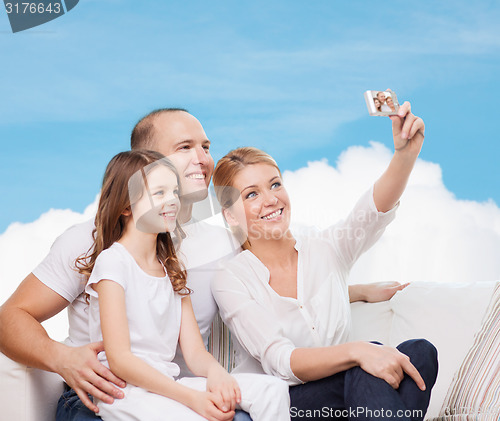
[49,218,95,257]
[32,218,95,303]
[62,218,95,237]
[180,219,241,268]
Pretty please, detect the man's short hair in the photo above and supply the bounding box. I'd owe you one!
[130,108,189,150]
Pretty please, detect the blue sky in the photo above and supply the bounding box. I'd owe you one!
[1,0,499,233]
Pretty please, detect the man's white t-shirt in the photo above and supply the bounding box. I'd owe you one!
[32,212,239,377]
[381,103,392,112]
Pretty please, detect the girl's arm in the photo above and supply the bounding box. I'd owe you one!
[178,296,241,413]
[94,280,233,421]
[373,100,425,212]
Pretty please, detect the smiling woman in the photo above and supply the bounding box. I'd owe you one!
[213,147,291,249]
[211,102,440,421]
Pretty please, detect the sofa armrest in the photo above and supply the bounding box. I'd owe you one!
[0,351,65,421]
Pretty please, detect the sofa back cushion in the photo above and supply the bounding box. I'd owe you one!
[389,281,497,419]
[434,281,500,421]
[350,300,392,344]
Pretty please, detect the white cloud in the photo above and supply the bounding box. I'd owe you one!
[1,142,499,341]
[0,197,98,341]
[286,141,500,284]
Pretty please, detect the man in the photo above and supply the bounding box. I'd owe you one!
[0,108,249,421]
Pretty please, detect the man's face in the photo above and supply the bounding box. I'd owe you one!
[152,112,215,203]
[377,92,386,103]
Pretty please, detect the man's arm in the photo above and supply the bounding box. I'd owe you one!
[349,282,409,303]
[0,273,125,413]
[0,273,69,370]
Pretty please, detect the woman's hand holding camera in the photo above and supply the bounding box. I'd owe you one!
[390,100,425,156]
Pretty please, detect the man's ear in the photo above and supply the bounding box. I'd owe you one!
[222,207,239,227]
[122,206,132,217]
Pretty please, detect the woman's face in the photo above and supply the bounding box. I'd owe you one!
[374,98,381,109]
[131,165,180,234]
[386,96,395,110]
[226,163,291,242]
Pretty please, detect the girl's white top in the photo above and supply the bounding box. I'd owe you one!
[85,242,182,378]
[212,186,398,385]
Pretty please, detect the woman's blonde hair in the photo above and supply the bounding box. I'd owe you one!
[213,147,281,249]
[76,150,190,296]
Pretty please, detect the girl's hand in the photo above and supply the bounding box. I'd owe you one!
[189,390,236,421]
[354,342,426,391]
[389,95,425,156]
[206,366,241,413]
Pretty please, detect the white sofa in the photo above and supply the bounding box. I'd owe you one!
[1,281,498,420]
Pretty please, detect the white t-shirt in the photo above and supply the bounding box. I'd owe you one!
[381,103,392,112]
[32,209,239,376]
[86,242,182,378]
[212,187,398,385]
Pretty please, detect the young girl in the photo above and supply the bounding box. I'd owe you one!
[77,150,290,421]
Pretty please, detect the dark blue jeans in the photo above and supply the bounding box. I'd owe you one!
[289,339,438,421]
[56,384,253,420]
[56,386,100,421]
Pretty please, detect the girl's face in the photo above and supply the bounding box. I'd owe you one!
[225,163,291,243]
[131,165,180,234]
[374,98,381,108]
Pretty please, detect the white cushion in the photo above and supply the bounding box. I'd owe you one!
[389,281,497,420]
[434,282,500,421]
[350,300,393,344]
[0,351,64,421]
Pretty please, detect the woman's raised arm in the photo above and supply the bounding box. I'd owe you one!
[373,101,425,212]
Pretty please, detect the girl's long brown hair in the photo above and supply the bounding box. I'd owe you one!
[76,150,190,295]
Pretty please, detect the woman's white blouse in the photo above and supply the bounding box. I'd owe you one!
[211,186,398,386]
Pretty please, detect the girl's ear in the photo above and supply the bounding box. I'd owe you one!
[222,207,239,227]
[122,206,132,217]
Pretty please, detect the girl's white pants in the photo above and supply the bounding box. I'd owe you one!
[97,372,290,421]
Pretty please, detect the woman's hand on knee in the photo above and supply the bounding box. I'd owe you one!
[354,342,426,391]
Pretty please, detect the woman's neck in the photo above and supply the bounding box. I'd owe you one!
[247,232,297,268]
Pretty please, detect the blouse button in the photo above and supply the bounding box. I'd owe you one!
[299,305,303,309]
